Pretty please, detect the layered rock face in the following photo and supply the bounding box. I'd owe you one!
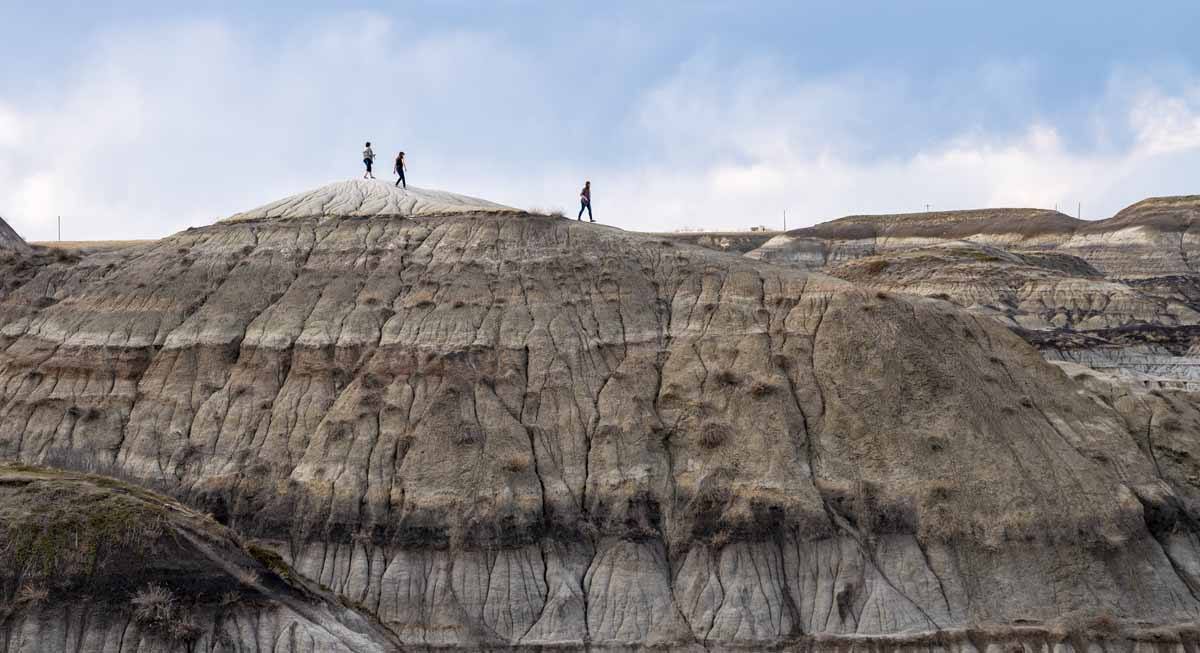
[749,198,1200,387]
[0,216,29,254]
[1,182,1199,650]
[0,463,398,652]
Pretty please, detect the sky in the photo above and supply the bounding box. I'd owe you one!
[3,1,1200,240]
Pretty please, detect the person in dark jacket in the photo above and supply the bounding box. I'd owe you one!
[394,152,407,189]
[578,181,593,222]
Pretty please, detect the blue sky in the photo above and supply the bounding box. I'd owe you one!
[2,1,1200,240]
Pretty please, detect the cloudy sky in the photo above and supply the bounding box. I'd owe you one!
[3,1,1200,240]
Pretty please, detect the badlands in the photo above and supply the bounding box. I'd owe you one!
[0,181,1199,651]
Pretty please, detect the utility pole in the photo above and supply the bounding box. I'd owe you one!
[57,216,61,242]
[1077,202,1081,220]
[924,204,932,212]
[783,209,787,231]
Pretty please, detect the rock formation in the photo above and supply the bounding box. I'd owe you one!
[0,215,30,254]
[748,198,1200,388]
[0,463,398,652]
[222,179,518,222]
[0,181,1199,650]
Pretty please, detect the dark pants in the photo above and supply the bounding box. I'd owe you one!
[364,159,373,173]
[578,199,592,221]
[395,171,406,188]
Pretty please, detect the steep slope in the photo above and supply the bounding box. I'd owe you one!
[0,181,1197,649]
[0,463,399,652]
[0,216,30,254]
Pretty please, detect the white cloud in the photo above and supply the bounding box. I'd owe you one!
[2,16,1200,240]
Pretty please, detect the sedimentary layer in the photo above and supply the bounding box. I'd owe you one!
[0,185,1196,648]
[0,463,398,652]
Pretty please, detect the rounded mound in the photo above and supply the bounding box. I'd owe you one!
[221,179,518,222]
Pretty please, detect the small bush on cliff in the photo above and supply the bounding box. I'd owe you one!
[132,584,176,625]
[862,259,890,276]
[130,583,200,641]
[15,583,48,606]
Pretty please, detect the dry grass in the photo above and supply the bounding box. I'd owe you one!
[234,568,260,587]
[501,454,531,473]
[714,370,739,387]
[132,584,177,625]
[700,422,731,449]
[862,259,890,276]
[750,381,778,398]
[31,240,151,252]
[15,583,48,606]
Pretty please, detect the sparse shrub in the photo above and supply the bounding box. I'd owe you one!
[53,249,79,264]
[453,426,483,446]
[875,291,889,300]
[219,591,242,607]
[862,260,889,276]
[1161,417,1184,432]
[132,584,177,626]
[929,293,951,300]
[235,568,260,587]
[1019,396,1034,408]
[750,381,777,398]
[361,372,385,391]
[15,583,49,606]
[714,370,739,387]
[177,442,204,464]
[700,422,731,449]
[240,245,254,255]
[327,422,352,442]
[501,454,531,473]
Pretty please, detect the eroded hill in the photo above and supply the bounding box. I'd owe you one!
[748,198,1200,388]
[0,182,1197,650]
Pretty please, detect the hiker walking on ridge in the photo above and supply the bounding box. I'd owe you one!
[362,142,376,179]
[394,151,407,189]
[578,181,594,222]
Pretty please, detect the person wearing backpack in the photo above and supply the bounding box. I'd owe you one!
[362,142,376,179]
[577,181,593,222]
[394,151,407,189]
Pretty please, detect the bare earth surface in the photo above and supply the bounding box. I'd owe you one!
[0,184,1199,651]
[748,197,1200,389]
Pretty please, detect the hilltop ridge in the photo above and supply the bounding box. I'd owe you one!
[221,178,518,222]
